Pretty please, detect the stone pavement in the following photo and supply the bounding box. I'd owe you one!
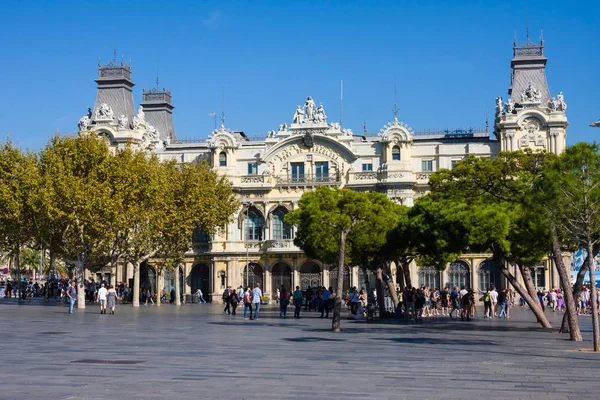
[0,299,599,400]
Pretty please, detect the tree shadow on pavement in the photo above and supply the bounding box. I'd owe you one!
[370,336,496,346]
[282,336,346,342]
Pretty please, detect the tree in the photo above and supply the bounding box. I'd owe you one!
[287,187,391,331]
[0,142,39,299]
[37,133,116,308]
[429,153,555,328]
[542,143,600,350]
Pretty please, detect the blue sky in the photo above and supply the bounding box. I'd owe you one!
[1,0,598,150]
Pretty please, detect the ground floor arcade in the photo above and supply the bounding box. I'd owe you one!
[89,253,563,303]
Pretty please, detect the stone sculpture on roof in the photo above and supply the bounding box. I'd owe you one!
[95,103,114,121]
[293,105,304,124]
[520,83,542,104]
[304,96,315,120]
[117,114,129,129]
[78,115,91,131]
[505,98,516,114]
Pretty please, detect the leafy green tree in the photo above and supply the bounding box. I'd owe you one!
[288,187,392,331]
[0,142,39,297]
[37,133,116,307]
[542,142,600,350]
[429,153,553,328]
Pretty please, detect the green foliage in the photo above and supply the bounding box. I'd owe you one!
[287,187,392,265]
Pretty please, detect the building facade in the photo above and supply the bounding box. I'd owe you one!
[78,37,568,302]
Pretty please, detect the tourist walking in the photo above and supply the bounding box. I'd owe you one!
[67,281,77,314]
[97,283,108,314]
[144,288,155,306]
[279,285,289,318]
[498,289,507,318]
[489,286,498,317]
[223,287,231,315]
[243,287,253,320]
[230,290,239,315]
[107,284,117,315]
[252,283,263,320]
[293,286,303,318]
[194,288,206,303]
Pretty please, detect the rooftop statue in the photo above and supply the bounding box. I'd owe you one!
[495,97,503,114]
[78,115,91,131]
[293,105,305,124]
[315,102,327,122]
[304,96,315,120]
[521,83,542,104]
[505,98,516,114]
[95,103,114,121]
[117,114,128,129]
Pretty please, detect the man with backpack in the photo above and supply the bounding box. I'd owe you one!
[449,286,460,318]
[222,286,232,315]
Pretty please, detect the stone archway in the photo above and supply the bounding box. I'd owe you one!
[271,262,292,296]
[479,260,503,290]
[191,264,211,302]
[242,263,264,289]
[299,262,321,289]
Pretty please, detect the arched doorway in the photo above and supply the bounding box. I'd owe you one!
[242,263,263,288]
[418,266,440,289]
[447,260,470,290]
[140,261,156,294]
[358,267,377,291]
[329,265,350,293]
[191,264,211,302]
[479,260,503,290]
[300,262,321,289]
[271,262,292,296]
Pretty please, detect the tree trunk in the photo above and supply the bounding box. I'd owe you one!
[376,267,386,316]
[519,265,540,304]
[551,238,582,341]
[156,269,162,307]
[496,256,551,328]
[175,265,181,306]
[561,260,590,332]
[386,262,400,307]
[332,229,348,332]
[45,249,55,301]
[586,242,600,352]
[75,260,86,309]
[395,260,406,291]
[132,262,140,307]
[401,257,412,288]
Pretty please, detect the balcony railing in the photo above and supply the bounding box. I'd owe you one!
[277,173,340,186]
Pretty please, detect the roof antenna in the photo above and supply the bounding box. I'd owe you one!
[363,120,367,135]
[340,79,343,126]
[526,11,530,41]
[113,40,117,62]
[156,62,159,88]
[392,78,400,118]
[220,85,227,126]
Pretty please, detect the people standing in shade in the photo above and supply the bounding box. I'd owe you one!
[482,288,492,319]
[243,287,253,320]
[448,286,460,319]
[279,285,289,318]
[460,289,474,321]
[293,286,303,318]
[320,286,331,318]
[67,281,77,314]
[97,283,108,314]
[505,289,512,318]
[107,284,118,315]
[252,283,263,320]
[349,287,359,315]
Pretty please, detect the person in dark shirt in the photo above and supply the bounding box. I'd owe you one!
[498,289,508,318]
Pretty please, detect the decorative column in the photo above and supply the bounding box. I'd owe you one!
[351,266,359,288]
[264,258,272,297]
[184,262,191,294]
[323,263,329,288]
[292,257,299,289]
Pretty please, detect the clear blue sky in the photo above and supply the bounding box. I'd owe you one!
[1,0,598,150]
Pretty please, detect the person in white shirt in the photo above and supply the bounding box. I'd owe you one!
[252,283,263,320]
[97,283,108,314]
[489,286,499,317]
[194,288,206,303]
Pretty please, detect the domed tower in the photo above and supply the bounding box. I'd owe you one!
[494,34,568,154]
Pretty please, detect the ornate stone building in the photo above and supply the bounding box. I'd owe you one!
[79,37,568,302]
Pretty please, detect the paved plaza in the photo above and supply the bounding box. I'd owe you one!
[1,299,599,400]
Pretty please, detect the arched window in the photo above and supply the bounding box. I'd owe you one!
[392,145,401,161]
[479,260,503,291]
[272,208,292,240]
[219,151,227,167]
[245,208,264,241]
[447,260,470,290]
[418,265,440,289]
